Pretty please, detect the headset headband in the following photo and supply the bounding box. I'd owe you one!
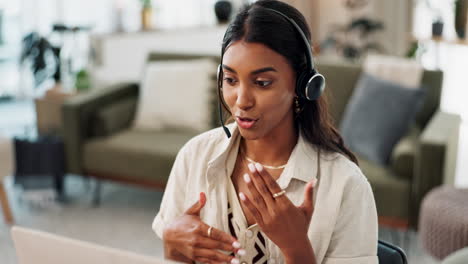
[263,8,315,71]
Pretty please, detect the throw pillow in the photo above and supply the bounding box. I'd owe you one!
[363,54,423,89]
[133,58,217,132]
[339,73,425,165]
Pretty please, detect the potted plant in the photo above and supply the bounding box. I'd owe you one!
[20,32,60,88]
[423,0,446,38]
[140,0,153,31]
[432,17,444,37]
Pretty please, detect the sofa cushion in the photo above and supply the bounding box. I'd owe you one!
[93,97,138,137]
[390,125,421,180]
[133,58,217,132]
[83,129,197,182]
[317,63,362,125]
[317,62,443,131]
[340,73,425,165]
[358,156,411,219]
[363,54,423,88]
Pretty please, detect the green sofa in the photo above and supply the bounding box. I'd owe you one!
[62,53,461,229]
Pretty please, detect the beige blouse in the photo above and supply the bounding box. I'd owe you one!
[152,123,378,264]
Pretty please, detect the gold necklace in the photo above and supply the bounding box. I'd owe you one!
[240,147,287,170]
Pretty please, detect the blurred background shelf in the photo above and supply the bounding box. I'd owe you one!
[416,36,468,46]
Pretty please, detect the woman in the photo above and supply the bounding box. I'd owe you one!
[152,1,378,263]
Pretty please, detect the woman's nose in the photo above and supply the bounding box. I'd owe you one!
[236,83,254,110]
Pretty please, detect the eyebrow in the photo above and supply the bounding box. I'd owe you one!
[222,64,277,75]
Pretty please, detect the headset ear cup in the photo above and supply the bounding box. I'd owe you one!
[305,73,326,101]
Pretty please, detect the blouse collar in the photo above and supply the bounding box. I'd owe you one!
[207,123,320,189]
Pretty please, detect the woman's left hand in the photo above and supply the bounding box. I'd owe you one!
[239,162,317,260]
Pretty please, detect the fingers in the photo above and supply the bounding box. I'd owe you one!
[200,223,238,246]
[196,258,227,264]
[300,178,317,220]
[249,163,289,207]
[248,163,277,206]
[253,163,284,196]
[188,224,241,263]
[192,248,236,263]
[191,236,237,253]
[239,192,264,226]
[185,192,206,216]
[243,172,269,213]
[163,245,193,263]
[191,225,242,263]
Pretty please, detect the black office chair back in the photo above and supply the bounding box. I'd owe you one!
[378,240,408,264]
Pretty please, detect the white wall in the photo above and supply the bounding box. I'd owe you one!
[18,0,115,34]
[18,0,224,34]
[90,26,226,86]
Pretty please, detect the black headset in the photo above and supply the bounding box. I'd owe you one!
[217,7,326,138]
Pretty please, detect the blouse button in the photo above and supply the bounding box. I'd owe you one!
[245,230,253,238]
[241,262,248,264]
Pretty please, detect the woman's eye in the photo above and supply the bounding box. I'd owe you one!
[255,80,272,87]
[223,77,236,85]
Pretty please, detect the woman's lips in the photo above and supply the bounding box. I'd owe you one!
[236,117,258,129]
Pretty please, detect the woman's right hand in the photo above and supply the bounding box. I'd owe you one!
[162,192,243,264]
